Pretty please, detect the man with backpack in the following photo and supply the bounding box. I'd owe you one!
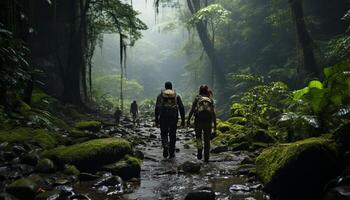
[187,85,217,162]
[155,81,185,158]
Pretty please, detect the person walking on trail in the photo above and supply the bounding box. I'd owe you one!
[155,81,185,159]
[187,85,217,162]
[130,100,139,124]
[114,107,122,125]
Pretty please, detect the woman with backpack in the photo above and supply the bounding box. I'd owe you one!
[187,85,217,162]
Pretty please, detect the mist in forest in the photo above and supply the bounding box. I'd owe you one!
[92,0,191,101]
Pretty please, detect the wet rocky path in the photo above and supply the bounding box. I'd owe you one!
[122,121,268,200]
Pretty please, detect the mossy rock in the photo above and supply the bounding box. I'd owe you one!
[249,129,277,144]
[6,177,39,200]
[102,155,141,180]
[63,164,80,176]
[256,137,339,200]
[0,128,60,149]
[35,158,56,173]
[42,138,132,171]
[68,129,96,139]
[227,117,247,125]
[34,190,60,200]
[31,89,62,114]
[217,121,232,133]
[75,121,102,132]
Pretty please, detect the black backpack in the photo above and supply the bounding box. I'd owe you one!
[195,96,214,122]
[160,89,178,118]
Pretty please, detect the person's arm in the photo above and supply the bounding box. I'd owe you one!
[177,95,185,126]
[212,99,217,131]
[187,97,197,127]
[155,95,161,126]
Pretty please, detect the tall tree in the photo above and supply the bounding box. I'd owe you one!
[288,0,320,79]
[186,0,227,98]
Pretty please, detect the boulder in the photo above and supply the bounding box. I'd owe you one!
[78,172,100,181]
[185,186,215,200]
[41,138,132,170]
[256,137,339,200]
[211,146,229,154]
[20,153,39,166]
[6,178,39,200]
[103,156,141,180]
[179,161,201,174]
[0,193,19,200]
[34,190,60,200]
[35,158,56,173]
[75,121,101,132]
[323,186,350,200]
[63,164,80,176]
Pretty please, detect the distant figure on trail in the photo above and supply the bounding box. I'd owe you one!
[114,107,122,125]
[155,81,185,159]
[187,85,217,162]
[130,100,139,124]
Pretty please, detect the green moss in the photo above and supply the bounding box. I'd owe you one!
[31,90,62,113]
[217,121,232,133]
[0,128,59,149]
[63,164,80,176]
[75,121,102,132]
[256,137,335,184]
[227,117,247,125]
[125,155,142,166]
[42,138,132,170]
[17,101,31,114]
[26,109,70,131]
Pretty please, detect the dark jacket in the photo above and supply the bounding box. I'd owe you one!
[155,91,185,124]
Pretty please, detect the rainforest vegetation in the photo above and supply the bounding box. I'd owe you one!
[0,0,349,200]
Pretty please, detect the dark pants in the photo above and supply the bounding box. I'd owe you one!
[195,121,212,161]
[160,117,178,156]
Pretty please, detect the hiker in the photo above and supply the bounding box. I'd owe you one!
[155,81,185,158]
[114,107,122,125]
[187,85,217,162]
[130,100,139,124]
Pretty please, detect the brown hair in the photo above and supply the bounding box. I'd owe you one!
[199,85,210,96]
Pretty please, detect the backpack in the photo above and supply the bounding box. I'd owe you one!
[195,96,214,122]
[160,89,178,118]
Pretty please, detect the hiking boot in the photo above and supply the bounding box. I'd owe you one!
[163,148,169,158]
[197,149,203,160]
[169,153,175,159]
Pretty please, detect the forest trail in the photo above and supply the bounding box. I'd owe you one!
[120,120,267,200]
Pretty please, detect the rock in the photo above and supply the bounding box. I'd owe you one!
[12,145,26,155]
[232,142,250,151]
[103,156,141,180]
[63,164,80,176]
[149,134,157,139]
[75,121,101,132]
[68,194,91,200]
[323,186,350,200]
[78,173,100,181]
[94,175,123,187]
[256,137,339,200]
[241,157,254,165]
[53,178,70,186]
[6,178,39,200]
[3,152,16,161]
[20,153,39,166]
[179,161,201,174]
[34,190,60,200]
[35,158,56,173]
[41,138,132,171]
[184,144,190,149]
[0,193,19,200]
[229,184,250,193]
[251,129,276,144]
[217,121,232,133]
[211,146,229,154]
[134,150,144,160]
[185,186,215,200]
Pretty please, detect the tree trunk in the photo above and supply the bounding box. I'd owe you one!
[289,0,320,78]
[186,0,226,97]
[61,1,84,105]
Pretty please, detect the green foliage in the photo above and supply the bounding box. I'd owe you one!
[75,121,102,132]
[0,26,31,93]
